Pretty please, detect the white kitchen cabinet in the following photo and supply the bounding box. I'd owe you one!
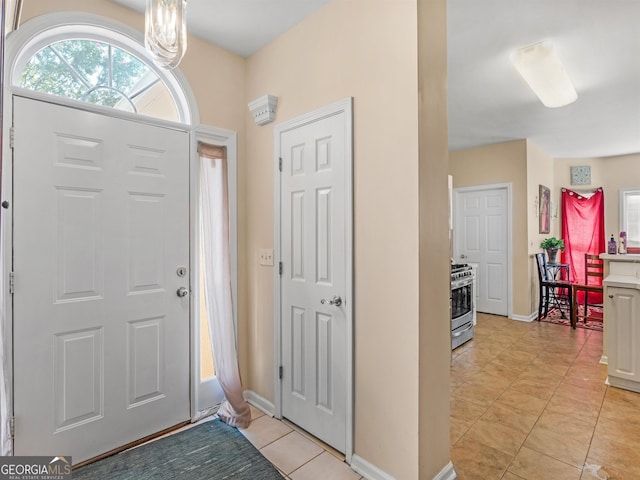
[606,286,640,392]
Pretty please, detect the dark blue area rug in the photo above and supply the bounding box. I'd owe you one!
[73,419,283,480]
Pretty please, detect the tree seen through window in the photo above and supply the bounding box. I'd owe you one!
[20,39,164,113]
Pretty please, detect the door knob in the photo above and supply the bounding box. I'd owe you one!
[460,254,467,259]
[177,287,189,298]
[321,296,342,307]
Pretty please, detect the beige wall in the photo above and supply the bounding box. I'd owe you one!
[417,0,452,477]
[527,140,558,252]
[554,153,640,245]
[449,140,531,317]
[526,140,556,314]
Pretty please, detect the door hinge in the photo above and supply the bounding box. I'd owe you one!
[278,262,283,275]
[278,157,282,172]
[10,417,14,439]
[9,272,14,295]
[9,126,14,149]
[279,366,283,379]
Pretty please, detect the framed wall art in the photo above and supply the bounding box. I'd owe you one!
[570,165,591,185]
[539,184,550,234]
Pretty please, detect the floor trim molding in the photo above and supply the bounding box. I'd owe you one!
[510,312,537,322]
[350,457,456,480]
[350,454,395,480]
[243,390,275,417]
[432,461,457,480]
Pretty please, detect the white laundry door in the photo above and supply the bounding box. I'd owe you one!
[278,108,350,453]
[454,187,509,315]
[12,96,190,464]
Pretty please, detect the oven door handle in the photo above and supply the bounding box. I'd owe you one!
[451,279,473,289]
[452,323,474,337]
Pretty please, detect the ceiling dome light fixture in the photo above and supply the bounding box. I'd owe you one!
[511,40,577,108]
[145,0,187,70]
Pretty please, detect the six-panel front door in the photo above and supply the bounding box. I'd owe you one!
[279,108,349,453]
[12,96,190,463]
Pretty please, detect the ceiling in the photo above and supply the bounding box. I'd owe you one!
[112,0,640,159]
[110,0,331,57]
[448,0,640,159]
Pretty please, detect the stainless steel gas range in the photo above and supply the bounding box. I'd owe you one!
[451,263,475,350]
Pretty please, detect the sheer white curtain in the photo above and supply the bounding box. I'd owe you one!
[199,144,251,428]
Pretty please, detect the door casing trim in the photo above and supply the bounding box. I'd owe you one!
[273,97,354,462]
[190,125,238,419]
[452,182,513,319]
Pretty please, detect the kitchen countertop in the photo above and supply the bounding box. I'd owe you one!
[600,253,640,262]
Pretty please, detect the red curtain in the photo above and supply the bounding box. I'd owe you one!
[561,188,605,303]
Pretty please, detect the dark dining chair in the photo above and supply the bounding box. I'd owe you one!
[536,253,574,325]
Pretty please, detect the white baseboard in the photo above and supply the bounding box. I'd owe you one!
[432,462,457,480]
[606,375,640,393]
[510,312,537,322]
[243,390,275,417]
[350,457,456,480]
[350,455,395,480]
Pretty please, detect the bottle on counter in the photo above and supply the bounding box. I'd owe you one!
[608,234,617,254]
[619,231,627,254]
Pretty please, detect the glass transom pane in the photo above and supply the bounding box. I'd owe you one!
[19,38,179,121]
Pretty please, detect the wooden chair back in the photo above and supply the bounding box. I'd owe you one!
[585,254,604,285]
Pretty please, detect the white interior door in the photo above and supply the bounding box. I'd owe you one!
[277,103,352,453]
[454,186,509,316]
[12,96,190,464]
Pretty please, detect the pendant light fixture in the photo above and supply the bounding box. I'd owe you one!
[145,0,187,70]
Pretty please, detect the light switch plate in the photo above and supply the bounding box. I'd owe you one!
[258,249,274,266]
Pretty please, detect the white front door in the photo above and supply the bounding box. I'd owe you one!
[277,101,352,453]
[454,186,509,316]
[12,96,190,463]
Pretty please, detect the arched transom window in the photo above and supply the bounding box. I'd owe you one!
[18,38,180,122]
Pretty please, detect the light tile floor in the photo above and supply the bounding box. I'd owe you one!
[451,313,640,479]
[239,406,361,479]
[242,312,640,480]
